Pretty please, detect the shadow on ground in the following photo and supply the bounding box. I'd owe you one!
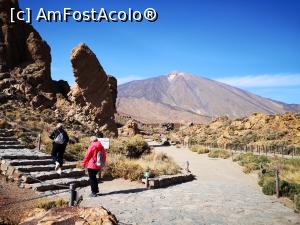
[100,188,147,196]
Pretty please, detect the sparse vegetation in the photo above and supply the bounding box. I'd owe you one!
[233,153,270,174]
[0,218,18,225]
[102,152,180,181]
[35,198,68,210]
[295,194,300,211]
[262,180,276,195]
[190,145,209,154]
[109,135,150,158]
[234,152,300,208]
[208,149,230,159]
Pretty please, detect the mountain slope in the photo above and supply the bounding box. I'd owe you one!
[117,72,300,123]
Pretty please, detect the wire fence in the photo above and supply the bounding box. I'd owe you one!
[188,141,300,159]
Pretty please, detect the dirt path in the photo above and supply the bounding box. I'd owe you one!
[80,145,300,225]
[0,175,40,224]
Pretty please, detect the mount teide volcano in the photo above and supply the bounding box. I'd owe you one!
[117,72,300,123]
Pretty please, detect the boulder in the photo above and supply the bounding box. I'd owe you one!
[20,207,118,225]
[69,43,118,137]
[118,119,140,137]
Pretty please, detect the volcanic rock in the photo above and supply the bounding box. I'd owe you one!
[118,119,140,137]
[69,43,118,137]
[20,207,118,225]
[0,0,69,108]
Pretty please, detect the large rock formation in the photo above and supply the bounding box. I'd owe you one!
[68,43,118,137]
[0,0,68,108]
[0,0,118,137]
[118,119,140,137]
[20,207,118,225]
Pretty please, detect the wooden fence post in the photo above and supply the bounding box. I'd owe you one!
[38,133,41,151]
[275,168,280,198]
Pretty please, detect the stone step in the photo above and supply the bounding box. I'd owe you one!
[0,154,52,160]
[25,176,90,192]
[0,145,26,149]
[8,159,54,166]
[16,163,77,173]
[0,131,15,137]
[22,168,85,184]
[0,141,20,145]
[0,136,18,141]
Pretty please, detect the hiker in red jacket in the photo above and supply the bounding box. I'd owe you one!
[82,136,106,197]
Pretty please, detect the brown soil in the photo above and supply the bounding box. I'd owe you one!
[0,175,39,224]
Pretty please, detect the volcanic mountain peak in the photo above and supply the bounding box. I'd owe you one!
[167,72,187,81]
[117,72,300,124]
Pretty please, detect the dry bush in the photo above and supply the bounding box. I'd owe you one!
[190,145,209,154]
[280,159,300,184]
[110,135,150,158]
[0,119,9,129]
[208,149,230,159]
[103,152,180,181]
[234,153,270,174]
[35,198,68,210]
[139,152,180,177]
[105,154,144,181]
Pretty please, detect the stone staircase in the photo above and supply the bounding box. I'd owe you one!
[0,128,90,192]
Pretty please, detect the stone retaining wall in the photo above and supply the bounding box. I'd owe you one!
[142,173,195,189]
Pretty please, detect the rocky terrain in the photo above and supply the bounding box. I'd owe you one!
[0,0,118,137]
[175,112,300,150]
[117,72,300,123]
[20,207,118,225]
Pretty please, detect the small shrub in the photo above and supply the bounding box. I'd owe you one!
[234,153,270,173]
[35,198,68,210]
[208,149,230,159]
[243,163,259,174]
[103,152,180,181]
[65,143,85,161]
[110,135,150,158]
[262,180,276,195]
[109,156,144,181]
[280,159,300,184]
[295,194,300,211]
[190,145,209,154]
[140,152,180,176]
[258,172,274,187]
[280,181,300,199]
[0,119,9,129]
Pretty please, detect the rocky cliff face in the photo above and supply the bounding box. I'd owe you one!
[0,0,118,137]
[0,0,68,108]
[68,43,118,136]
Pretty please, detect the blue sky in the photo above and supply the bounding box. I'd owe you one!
[19,0,300,104]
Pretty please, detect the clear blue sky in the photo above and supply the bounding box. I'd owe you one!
[20,0,300,104]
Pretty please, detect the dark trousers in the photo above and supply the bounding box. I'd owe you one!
[88,169,100,194]
[51,143,66,166]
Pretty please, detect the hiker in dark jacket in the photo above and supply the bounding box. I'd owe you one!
[49,123,69,174]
